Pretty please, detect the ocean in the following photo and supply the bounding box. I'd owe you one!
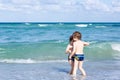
[0,22,120,80]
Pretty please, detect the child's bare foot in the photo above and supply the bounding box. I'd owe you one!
[81,73,86,76]
[71,75,77,80]
[68,72,72,75]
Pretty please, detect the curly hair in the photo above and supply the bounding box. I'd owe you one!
[72,31,82,40]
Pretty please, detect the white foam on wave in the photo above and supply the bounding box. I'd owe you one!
[0,59,68,64]
[59,22,64,25]
[75,24,88,27]
[111,43,120,52]
[89,23,92,25]
[55,40,64,43]
[25,22,30,25]
[111,43,120,59]
[0,48,5,51]
[38,24,48,27]
[95,26,107,28]
[0,59,36,63]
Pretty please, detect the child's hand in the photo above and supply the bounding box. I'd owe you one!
[69,56,72,60]
[84,42,89,46]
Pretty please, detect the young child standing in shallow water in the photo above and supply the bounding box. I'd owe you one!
[66,35,74,74]
[69,31,89,76]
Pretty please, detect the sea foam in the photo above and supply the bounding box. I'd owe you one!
[75,24,88,27]
[111,44,120,52]
[38,24,48,27]
[0,59,67,64]
[111,43,120,59]
[95,26,107,28]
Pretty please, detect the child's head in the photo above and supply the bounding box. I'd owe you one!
[72,31,82,40]
[69,35,73,43]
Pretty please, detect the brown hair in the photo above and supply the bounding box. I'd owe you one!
[72,31,82,40]
[69,35,73,43]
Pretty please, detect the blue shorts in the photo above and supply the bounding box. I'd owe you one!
[68,54,84,61]
[74,54,84,61]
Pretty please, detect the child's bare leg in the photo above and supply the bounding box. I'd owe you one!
[72,59,78,76]
[78,61,86,76]
[69,61,74,74]
[68,60,73,74]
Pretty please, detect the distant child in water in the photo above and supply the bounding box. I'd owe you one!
[66,35,74,74]
[69,31,89,76]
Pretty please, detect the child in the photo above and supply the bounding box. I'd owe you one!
[69,31,89,76]
[66,35,74,74]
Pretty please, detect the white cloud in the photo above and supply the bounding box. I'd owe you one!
[43,4,61,11]
[112,1,120,12]
[12,0,40,5]
[0,3,22,11]
[60,0,77,6]
[82,0,120,13]
[82,0,110,12]
[0,0,120,13]
[0,0,79,13]
[0,0,42,13]
[112,0,120,7]
[39,0,59,5]
[39,0,78,12]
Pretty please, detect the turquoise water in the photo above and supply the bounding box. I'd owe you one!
[0,23,120,63]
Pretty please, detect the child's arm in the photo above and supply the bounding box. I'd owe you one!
[69,42,76,59]
[83,41,89,46]
[65,44,71,54]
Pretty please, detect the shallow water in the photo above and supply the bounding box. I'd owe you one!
[0,60,120,80]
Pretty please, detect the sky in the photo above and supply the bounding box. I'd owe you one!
[0,0,120,22]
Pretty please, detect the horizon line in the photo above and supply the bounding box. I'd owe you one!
[0,21,120,24]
